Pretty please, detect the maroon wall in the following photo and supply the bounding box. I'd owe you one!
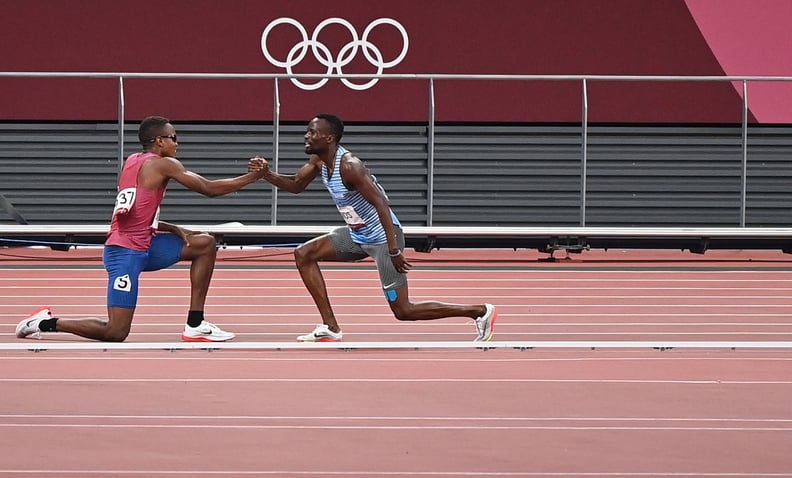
[1,0,788,123]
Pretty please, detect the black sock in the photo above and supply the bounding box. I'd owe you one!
[39,318,58,332]
[187,311,204,328]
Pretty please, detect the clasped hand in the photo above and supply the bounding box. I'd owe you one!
[248,157,269,177]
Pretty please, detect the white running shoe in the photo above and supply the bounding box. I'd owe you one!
[473,304,498,342]
[182,320,235,342]
[16,306,52,339]
[297,324,343,342]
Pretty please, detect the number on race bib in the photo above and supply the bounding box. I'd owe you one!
[338,205,365,230]
[113,188,136,216]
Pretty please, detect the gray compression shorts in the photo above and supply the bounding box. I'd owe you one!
[327,226,407,291]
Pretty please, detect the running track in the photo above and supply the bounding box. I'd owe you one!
[0,246,791,477]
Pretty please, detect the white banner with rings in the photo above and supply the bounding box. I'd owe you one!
[260,17,409,91]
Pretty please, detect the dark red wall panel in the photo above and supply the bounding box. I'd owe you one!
[0,0,787,122]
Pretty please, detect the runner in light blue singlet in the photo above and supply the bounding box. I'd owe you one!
[321,145,401,245]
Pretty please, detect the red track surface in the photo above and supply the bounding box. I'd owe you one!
[1,247,791,476]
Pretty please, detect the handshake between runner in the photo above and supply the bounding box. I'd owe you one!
[248,157,269,175]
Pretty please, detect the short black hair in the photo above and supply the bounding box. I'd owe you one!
[138,115,171,146]
[316,113,344,143]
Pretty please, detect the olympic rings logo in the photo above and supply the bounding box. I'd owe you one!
[261,17,409,91]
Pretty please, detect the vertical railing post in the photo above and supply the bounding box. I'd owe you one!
[580,78,589,226]
[740,79,748,227]
[427,78,436,226]
[271,78,281,225]
[117,76,125,180]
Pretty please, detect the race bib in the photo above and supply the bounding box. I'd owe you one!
[113,187,136,216]
[338,205,365,230]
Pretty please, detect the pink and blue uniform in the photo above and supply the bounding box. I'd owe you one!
[103,152,184,308]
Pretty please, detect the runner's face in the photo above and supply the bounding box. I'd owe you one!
[157,124,179,156]
[304,118,330,155]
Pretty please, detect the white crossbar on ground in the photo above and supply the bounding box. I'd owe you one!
[2,340,792,351]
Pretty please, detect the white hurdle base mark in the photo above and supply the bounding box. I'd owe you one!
[2,340,792,351]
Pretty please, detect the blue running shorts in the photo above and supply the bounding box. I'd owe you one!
[103,233,184,309]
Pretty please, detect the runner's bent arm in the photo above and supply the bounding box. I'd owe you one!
[260,156,322,194]
[341,156,410,272]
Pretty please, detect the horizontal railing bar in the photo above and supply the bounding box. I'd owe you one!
[2,72,792,82]
[2,224,792,238]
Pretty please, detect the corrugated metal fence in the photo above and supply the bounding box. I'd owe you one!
[1,121,790,227]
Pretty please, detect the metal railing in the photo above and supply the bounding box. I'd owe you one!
[2,71,792,226]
